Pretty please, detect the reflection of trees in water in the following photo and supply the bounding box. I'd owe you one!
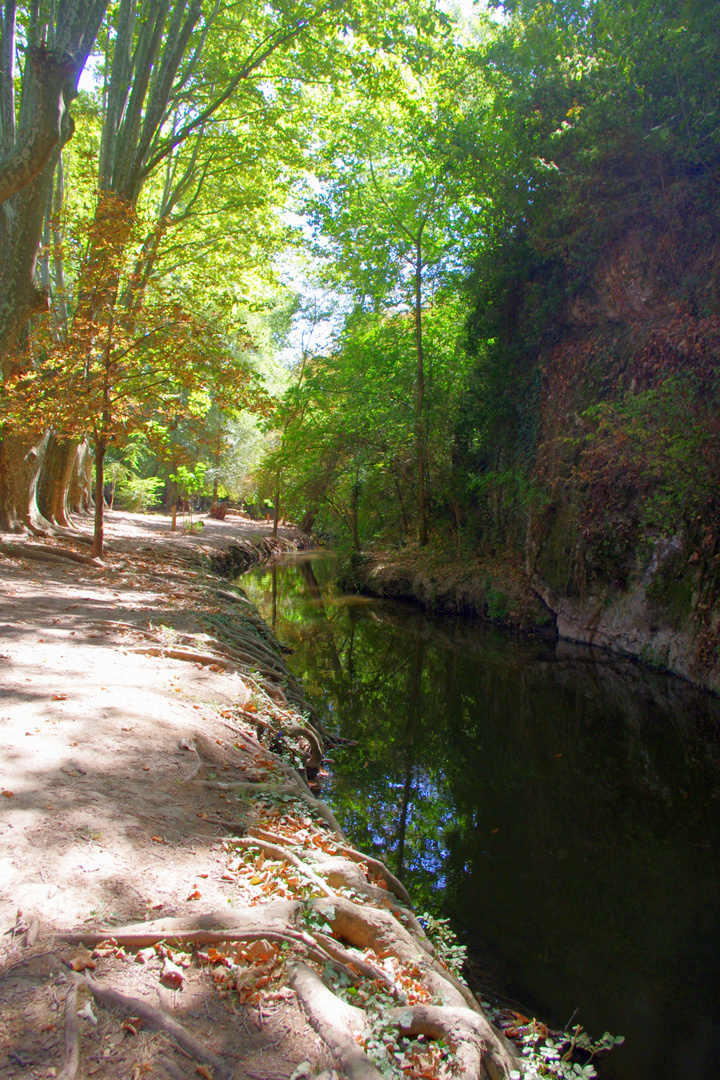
[241,555,720,1080]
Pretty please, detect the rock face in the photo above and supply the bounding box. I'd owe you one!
[525,218,720,692]
[537,577,720,693]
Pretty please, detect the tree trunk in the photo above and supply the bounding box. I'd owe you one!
[92,436,105,557]
[393,475,409,536]
[67,440,93,514]
[36,434,78,527]
[299,508,315,535]
[0,428,53,532]
[414,234,427,547]
[350,474,361,551]
[272,487,280,538]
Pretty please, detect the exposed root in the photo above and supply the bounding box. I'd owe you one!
[311,896,466,1009]
[338,847,412,909]
[233,835,337,898]
[126,646,237,670]
[291,962,384,1080]
[0,541,103,567]
[56,980,79,1080]
[68,971,234,1080]
[392,1003,522,1080]
[285,723,324,769]
[311,932,400,998]
[198,776,346,838]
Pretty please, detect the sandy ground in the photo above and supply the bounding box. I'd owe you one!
[0,511,337,1080]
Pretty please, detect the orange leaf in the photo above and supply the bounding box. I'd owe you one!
[196,1067,213,1080]
[52,693,67,700]
[186,889,202,901]
[2,790,14,797]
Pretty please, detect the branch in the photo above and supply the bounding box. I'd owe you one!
[0,45,76,206]
[142,1,330,178]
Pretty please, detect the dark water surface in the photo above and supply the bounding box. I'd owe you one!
[240,551,720,1080]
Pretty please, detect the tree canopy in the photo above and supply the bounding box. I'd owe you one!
[0,0,718,580]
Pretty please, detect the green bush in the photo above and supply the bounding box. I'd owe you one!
[486,586,508,621]
[114,474,164,513]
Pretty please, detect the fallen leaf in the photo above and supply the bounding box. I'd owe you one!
[2,790,14,797]
[186,889,202,901]
[52,693,67,701]
[161,958,185,989]
[196,1066,213,1079]
[151,836,164,843]
[245,939,278,962]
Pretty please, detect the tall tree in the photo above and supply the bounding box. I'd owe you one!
[304,58,486,544]
[0,0,108,530]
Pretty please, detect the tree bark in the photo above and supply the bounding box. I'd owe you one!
[0,46,77,208]
[0,428,52,532]
[67,440,93,513]
[272,487,280,538]
[36,434,78,527]
[414,232,427,546]
[92,435,105,557]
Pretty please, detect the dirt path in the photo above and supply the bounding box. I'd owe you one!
[0,512,520,1080]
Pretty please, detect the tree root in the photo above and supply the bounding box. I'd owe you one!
[214,588,255,608]
[61,925,356,983]
[285,723,323,769]
[199,776,345,838]
[126,646,237,670]
[391,1003,522,1080]
[0,541,103,567]
[56,980,79,1080]
[311,932,400,998]
[233,835,337,898]
[312,896,466,1010]
[290,962,384,1080]
[68,970,233,1080]
[337,847,412,909]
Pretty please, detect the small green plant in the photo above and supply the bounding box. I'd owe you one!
[114,473,164,513]
[170,462,209,527]
[419,913,467,975]
[486,586,508,621]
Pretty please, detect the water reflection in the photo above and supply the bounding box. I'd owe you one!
[240,551,720,1080]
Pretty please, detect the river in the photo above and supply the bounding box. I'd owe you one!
[239,549,720,1080]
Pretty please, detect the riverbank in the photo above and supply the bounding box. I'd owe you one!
[346,545,720,693]
[341,547,552,633]
[0,512,520,1080]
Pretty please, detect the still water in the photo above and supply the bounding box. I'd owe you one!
[240,550,720,1080]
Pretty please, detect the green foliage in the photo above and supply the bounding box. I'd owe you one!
[485,586,508,621]
[114,473,164,513]
[169,462,209,498]
[419,913,467,975]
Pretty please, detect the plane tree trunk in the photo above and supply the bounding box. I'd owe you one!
[0,0,108,529]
